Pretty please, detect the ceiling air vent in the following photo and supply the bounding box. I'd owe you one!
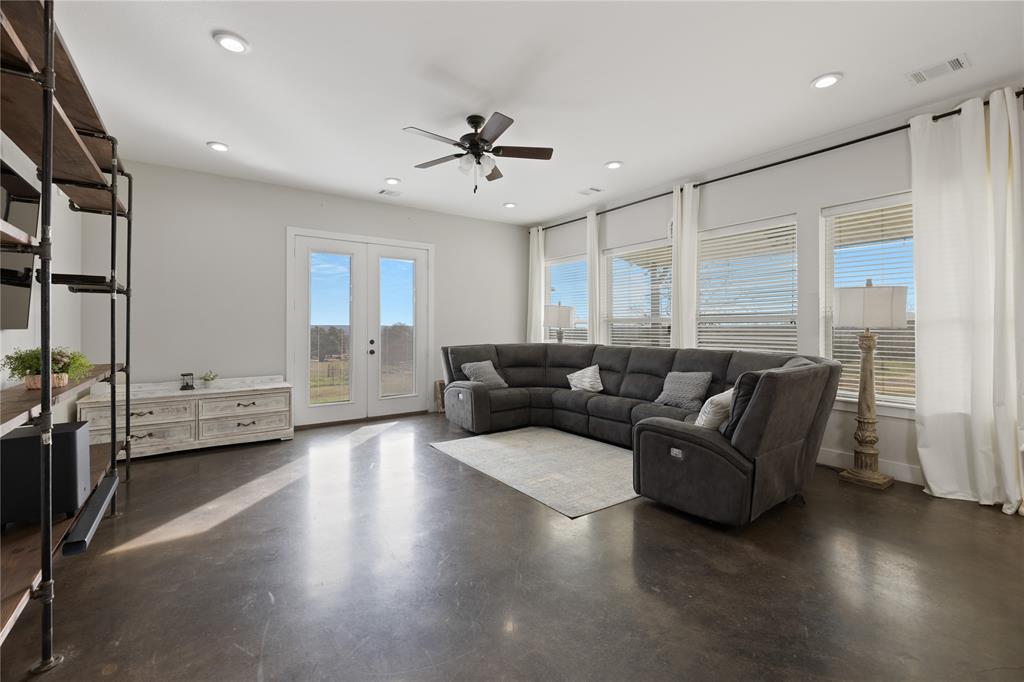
[377,189,401,197]
[578,187,604,196]
[906,54,970,85]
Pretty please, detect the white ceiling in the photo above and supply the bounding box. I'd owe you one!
[56,2,1023,226]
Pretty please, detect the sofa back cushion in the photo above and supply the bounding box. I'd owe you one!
[593,346,632,395]
[619,347,679,401]
[672,348,733,398]
[447,345,501,382]
[495,344,547,387]
[545,344,597,388]
[725,350,793,384]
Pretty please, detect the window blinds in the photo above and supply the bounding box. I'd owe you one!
[545,258,589,343]
[825,202,915,404]
[697,223,798,351]
[607,244,673,347]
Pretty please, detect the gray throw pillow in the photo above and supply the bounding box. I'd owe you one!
[654,371,712,412]
[567,364,603,392]
[460,360,508,389]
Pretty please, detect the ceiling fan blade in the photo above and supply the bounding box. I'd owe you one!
[403,126,463,147]
[414,154,463,169]
[492,146,553,160]
[485,165,503,181]
[479,112,514,144]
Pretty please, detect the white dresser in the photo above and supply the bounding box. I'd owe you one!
[77,375,293,458]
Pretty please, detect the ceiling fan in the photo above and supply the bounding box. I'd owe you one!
[403,112,553,193]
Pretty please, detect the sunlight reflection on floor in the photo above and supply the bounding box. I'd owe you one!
[106,421,398,555]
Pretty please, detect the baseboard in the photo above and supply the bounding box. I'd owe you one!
[817,447,924,486]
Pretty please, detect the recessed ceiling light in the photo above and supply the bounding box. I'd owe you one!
[212,30,250,54]
[503,202,517,209]
[206,141,229,152]
[811,72,843,89]
[604,161,623,170]
[384,177,401,185]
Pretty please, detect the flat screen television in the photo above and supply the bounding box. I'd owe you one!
[1,161,41,330]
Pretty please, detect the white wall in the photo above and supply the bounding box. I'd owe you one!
[0,133,83,393]
[79,162,528,384]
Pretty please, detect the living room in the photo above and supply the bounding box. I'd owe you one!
[0,1,1021,679]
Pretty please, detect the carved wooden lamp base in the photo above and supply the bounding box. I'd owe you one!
[838,328,894,491]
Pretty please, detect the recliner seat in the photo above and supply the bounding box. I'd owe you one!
[440,343,840,525]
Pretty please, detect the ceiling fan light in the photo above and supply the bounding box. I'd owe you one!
[479,155,496,174]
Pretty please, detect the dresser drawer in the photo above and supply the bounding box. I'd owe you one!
[90,421,196,448]
[80,399,195,428]
[199,411,291,440]
[198,391,290,418]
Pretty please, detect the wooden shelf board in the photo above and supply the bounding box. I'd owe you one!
[0,218,37,247]
[0,363,119,438]
[0,440,119,643]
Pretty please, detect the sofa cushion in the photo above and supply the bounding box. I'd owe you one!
[619,347,679,401]
[545,344,597,387]
[489,387,530,412]
[461,360,508,389]
[654,371,712,412]
[588,416,632,448]
[672,348,733,398]
[695,388,734,430]
[567,364,603,392]
[496,344,547,387]
[526,386,558,408]
[448,345,501,382]
[588,395,646,423]
[722,371,764,439]
[551,388,599,414]
[632,402,690,424]
[725,350,792,384]
[593,346,632,395]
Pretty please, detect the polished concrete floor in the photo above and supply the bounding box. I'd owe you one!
[2,414,1022,680]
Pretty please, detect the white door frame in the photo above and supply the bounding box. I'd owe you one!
[285,226,436,422]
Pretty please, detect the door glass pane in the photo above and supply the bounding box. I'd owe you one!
[379,257,415,397]
[309,252,351,405]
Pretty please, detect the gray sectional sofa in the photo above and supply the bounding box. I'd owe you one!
[441,343,840,525]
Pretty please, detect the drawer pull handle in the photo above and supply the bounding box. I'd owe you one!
[131,410,154,417]
[237,401,257,407]
[135,432,155,441]
[237,421,257,427]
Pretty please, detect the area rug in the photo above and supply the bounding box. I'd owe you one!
[430,426,637,518]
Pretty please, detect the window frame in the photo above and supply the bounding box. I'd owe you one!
[543,253,590,344]
[819,191,915,408]
[695,215,799,353]
[601,237,673,348]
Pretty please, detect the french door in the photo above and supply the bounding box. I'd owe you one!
[291,234,429,426]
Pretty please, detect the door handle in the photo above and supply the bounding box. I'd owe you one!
[131,410,154,417]
[368,349,376,355]
[369,339,375,345]
[237,401,257,407]
[237,421,257,427]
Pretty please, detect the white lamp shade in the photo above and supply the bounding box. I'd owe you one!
[835,285,908,329]
[544,304,574,329]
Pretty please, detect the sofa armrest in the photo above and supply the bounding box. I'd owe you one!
[443,381,492,433]
[633,417,753,473]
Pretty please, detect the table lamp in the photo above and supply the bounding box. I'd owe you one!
[544,304,574,344]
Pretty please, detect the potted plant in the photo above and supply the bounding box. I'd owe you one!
[200,370,218,388]
[1,347,93,390]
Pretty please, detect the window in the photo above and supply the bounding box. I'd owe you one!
[545,257,589,343]
[606,243,672,347]
[697,221,798,351]
[824,199,915,404]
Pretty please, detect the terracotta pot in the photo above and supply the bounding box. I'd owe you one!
[23,373,69,390]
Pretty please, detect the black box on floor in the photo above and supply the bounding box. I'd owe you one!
[1,421,90,525]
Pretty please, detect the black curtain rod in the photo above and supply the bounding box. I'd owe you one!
[542,88,1023,231]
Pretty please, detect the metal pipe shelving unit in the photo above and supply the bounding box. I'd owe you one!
[0,0,133,670]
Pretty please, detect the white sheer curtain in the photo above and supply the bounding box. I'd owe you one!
[909,87,1023,515]
[526,226,545,342]
[586,210,603,343]
[670,183,699,348]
